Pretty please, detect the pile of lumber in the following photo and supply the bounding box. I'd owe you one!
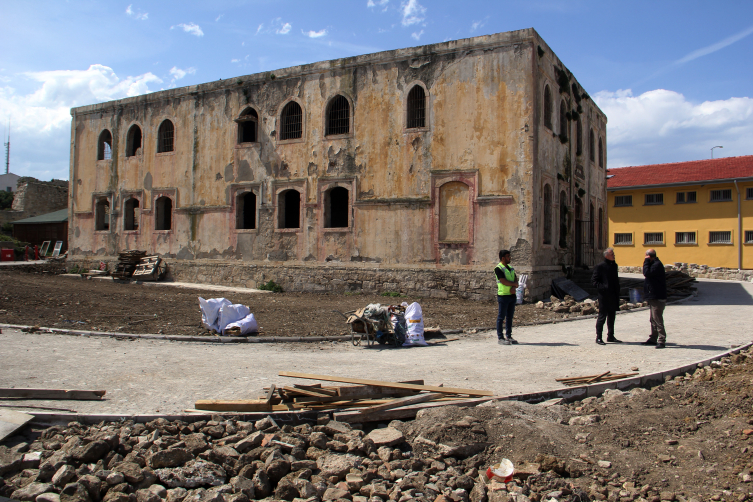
[194,371,494,423]
[555,371,638,387]
[112,250,147,279]
[619,269,697,300]
[132,255,168,281]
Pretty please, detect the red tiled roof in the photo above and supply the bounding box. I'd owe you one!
[607,155,753,189]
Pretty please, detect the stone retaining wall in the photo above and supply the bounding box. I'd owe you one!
[619,262,753,282]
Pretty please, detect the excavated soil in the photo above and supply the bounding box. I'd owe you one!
[0,270,566,337]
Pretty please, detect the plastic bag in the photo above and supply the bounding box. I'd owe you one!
[219,303,251,332]
[403,302,427,346]
[198,297,232,331]
[516,274,529,305]
[223,313,259,335]
[390,313,407,345]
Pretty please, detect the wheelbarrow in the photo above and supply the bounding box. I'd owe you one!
[332,308,401,347]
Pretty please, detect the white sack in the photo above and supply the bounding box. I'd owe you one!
[219,303,251,332]
[223,313,259,335]
[403,302,427,346]
[516,274,529,305]
[198,297,232,331]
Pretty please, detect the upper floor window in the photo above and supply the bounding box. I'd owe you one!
[97,130,112,160]
[158,120,174,153]
[543,85,552,130]
[326,95,350,136]
[676,191,696,204]
[710,189,732,202]
[559,102,567,139]
[407,85,426,129]
[747,187,753,200]
[614,195,632,207]
[598,137,604,168]
[589,130,595,162]
[709,231,732,244]
[237,108,258,144]
[645,193,663,205]
[280,101,303,140]
[576,119,582,156]
[745,230,753,244]
[126,125,142,157]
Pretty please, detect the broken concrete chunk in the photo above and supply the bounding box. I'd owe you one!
[568,415,601,426]
[364,427,404,448]
[147,449,195,469]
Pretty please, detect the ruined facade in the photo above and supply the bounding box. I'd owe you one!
[0,177,69,227]
[68,29,608,299]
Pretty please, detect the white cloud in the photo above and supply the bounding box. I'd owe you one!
[256,24,264,35]
[125,4,148,20]
[303,29,328,38]
[172,23,204,37]
[231,59,240,63]
[411,30,424,40]
[169,66,196,83]
[594,88,753,167]
[276,22,292,35]
[215,14,223,22]
[401,0,425,27]
[367,0,389,10]
[676,24,753,65]
[471,17,488,33]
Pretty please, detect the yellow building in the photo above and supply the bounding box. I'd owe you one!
[607,155,753,269]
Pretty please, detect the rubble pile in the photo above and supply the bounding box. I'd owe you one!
[534,295,648,317]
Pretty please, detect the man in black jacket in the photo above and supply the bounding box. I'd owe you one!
[591,247,622,345]
[642,249,668,348]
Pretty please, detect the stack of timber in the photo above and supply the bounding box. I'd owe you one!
[112,250,147,279]
[619,269,697,300]
[132,255,168,281]
[555,371,638,387]
[194,371,494,423]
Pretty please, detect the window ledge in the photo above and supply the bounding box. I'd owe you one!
[675,201,697,204]
[154,230,173,234]
[156,151,175,157]
[96,159,113,164]
[403,127,430,134]
[709,199,733,203]
[613,243,634,246]
[708,242,733,246]
[94,230,111,233]
[235,142,260,149]
[277,138,305,145]
[323,227,352,233]
[275,228,301,233]
[643,243,666,247]
[234,229,258,234]
[323,133,353,141]
[123,230,141,234]
[643,203,663,206]
[613,205,632,208]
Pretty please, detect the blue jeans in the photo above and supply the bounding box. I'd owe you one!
[497,294,516,339]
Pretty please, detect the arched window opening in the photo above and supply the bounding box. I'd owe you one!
[280,101,303,140]
[559,191,568,249]
[124,198,140,231]
[95,199,110,231]
[158,120,174,153]
[98,130,112,161]
[543,85,552,130]
[589,203,595,250]
[324,187,349,228]
[326,95,350,136]
[598,137,604,168]
[155,196,172,231]
[237,108,258,144]
[543,184,552,245]
[589,130,595,162]
[576,119,583,156]
[559,102,567,139]
[126,125,142,157]
[236,192,257,230]
[598,207,604,249]
[439,181,469,243]
[407,85,426,129]
[278,189,300,229]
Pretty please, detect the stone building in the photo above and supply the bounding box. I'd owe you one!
[0,177,68,227]
[68,29,608,300]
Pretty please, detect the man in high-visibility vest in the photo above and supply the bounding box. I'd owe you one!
[495,249,519,345]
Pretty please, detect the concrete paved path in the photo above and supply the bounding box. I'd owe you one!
[1,277,751,415]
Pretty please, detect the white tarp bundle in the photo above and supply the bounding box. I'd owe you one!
[198,297,231,332]
[198,297,256,335]
[223,313,259,335]
[402,302,427,346]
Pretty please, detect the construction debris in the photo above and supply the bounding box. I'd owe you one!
[111,250,147,279]
[555,371,639,386]
[0,388,106,400]
[618,269,698,301]
[132,255,168,282]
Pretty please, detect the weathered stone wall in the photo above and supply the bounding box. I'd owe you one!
[0,178,69,226]
[619,263,753,283]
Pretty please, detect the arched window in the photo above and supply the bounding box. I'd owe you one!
[158,120,174,153]
[237,108,258,144]
[97,130,112,161]
[278,189,300,229]
[407,85,426,129]
[126,125,142,157]
[543,184,552,245]
[439,181,469,243]
[589,203,595,250]
[598,137,604,168]
[326,95,350,136]
[236,191,256,230]
[124,198,140,231]
[598,207,604,249]
[576,118,582,156]
[543,85,552,130]
[155,196,172,231]
[589,130,595,162]
[559,102,567,139]
[280,101,303,140]
[95,198,110,231]
[324,187,349,228]
[559,191,568,249]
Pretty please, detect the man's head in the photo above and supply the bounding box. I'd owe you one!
[499,250,511,264]
[604,247,615,262]
[646,249,657,261]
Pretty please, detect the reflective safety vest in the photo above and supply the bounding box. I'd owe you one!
[495,263,516,296]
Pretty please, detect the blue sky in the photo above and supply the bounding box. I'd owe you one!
[1,0,752,180]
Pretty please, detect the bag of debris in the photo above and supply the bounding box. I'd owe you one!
[219,303,251,332]
[390,312,407,345]
[516,274,529,305]
[223,313,259,336]
[403,302,428,346]
[198,297,232,331]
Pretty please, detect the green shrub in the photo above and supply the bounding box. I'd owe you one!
[258,280,283,293]
[381,291,404,297]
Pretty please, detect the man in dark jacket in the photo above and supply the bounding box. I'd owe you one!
[642,249,668,348]
[591,247,622,345]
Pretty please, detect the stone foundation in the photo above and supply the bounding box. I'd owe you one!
[619,263,753,283]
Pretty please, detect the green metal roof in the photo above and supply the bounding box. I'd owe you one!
[11,208,69,224]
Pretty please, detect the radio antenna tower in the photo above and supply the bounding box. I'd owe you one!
[3,119,9,175]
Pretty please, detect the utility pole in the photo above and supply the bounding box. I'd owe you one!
[3,119,9,175]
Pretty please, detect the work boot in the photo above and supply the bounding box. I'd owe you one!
[595,338,606,346]
[498,338,511,345]
[506,336,518,344]
[655,342,666,349]
[641,337,658,346]
[606,336,623,343]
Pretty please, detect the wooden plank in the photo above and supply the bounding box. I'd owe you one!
[584,371,612,384]
[334,397,493,423]
[194,399,293,412]
[358,392,444,414]
[0,389,106,401]
[336,380,424,397]
[294,384,338,396]
[265,384,276,404]
[0,409,34,441]
[279,371,493,396]
[282,386,333,398]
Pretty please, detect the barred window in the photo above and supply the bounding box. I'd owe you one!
[747,187,753,200]
[745,230,753,244]
[326,95,350,136]
[676,191,696,203]
[407,85,426,129]
[675,232,696,244]
[97,130,112,160]
[614,195,632,207]
[614,233,633,245]
[645,193,663,205]
[644,232,664,245]
[710,189,732,202]
[158,120,174,153]
[709,231,732,244]
[280,101,303,140]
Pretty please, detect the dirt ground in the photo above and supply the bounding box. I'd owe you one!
[0,269,565,337]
